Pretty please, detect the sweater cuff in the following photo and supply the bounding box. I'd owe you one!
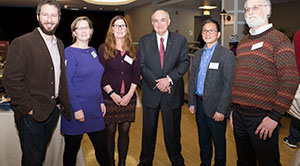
[268,110,283,122]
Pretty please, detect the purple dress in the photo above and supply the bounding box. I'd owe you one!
[61,46,105,135]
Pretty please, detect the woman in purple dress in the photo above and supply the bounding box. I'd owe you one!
[61,16,109,166]
[98,16,140,166]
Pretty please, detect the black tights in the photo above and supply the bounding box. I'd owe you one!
[106,122,131,166]
[63,129,110,166]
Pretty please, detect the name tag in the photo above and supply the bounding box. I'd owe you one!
[124,55,133,65]
[91,51,97,58]
[209,62,219,70]
[251,41,264,50]
[65,60,67,66]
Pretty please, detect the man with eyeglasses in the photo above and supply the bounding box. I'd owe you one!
[3,0,71,165]
[230,0,298,165]
[137,9,189,166]
[188,19,235,166]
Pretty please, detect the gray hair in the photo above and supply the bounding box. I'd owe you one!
[151,9,170,21]
[36,0,61,17]
[244,0,272,17]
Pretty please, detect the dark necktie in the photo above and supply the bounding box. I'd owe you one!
[159,37,165,69]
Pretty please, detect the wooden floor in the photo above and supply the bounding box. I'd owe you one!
[82,98,298,166]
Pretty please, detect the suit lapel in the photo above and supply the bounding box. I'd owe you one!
[33,28,54,64]
[150,33,162,69]
[161,31,174,71]
[210,44,221,63]
[196,49,204,72]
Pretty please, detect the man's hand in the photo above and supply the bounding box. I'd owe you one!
[155,77,170,93]
[74,109,84,122]
[189,106,196,114]
[255,116,278,140]
[100,104,106,117]
[28,109,33,115]
[213,112,225,122]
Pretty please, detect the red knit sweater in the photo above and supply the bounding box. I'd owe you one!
[232,27,299,121]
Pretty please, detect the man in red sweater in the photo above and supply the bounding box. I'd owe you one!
[230,0,299,165]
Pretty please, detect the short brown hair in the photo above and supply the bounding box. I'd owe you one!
[70,16,94,42]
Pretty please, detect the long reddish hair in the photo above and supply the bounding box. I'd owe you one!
[103,15,136,61]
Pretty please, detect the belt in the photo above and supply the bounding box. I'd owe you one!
[196,96,203,101]
[55,97,61,105]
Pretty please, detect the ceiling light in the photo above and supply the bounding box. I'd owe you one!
[203,10,210,15]
[198,6,217,10]
[83,6,88,10]
[84,0,136,5]
[64,5,68,9]
[99,7,103,10]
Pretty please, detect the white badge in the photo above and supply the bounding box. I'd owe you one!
[65,60,67,66]
[209,62,219,70]
[124,55,133,65]
[91,51,97,58]
[251,41,264,50]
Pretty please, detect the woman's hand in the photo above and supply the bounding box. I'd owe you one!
[74,109,84,122]
[120,93,133,106]
[111,93,122,106]
[101,103,106,117]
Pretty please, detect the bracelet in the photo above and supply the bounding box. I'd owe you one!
[108,90,115,96]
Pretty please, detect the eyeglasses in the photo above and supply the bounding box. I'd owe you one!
[75,26,90,31]
[202,29,217,34]
[113,24,127,28]
[244,5,266,13]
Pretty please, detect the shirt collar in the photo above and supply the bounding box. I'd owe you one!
[38,27,57,44]
[156,31,169,41]
[204,42,218,52]
[249,23,273,35]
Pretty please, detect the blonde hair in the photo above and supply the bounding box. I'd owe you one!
[70,16,94,42]
[103,15,136,61]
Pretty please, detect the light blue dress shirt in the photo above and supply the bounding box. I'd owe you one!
[195,42,218,96]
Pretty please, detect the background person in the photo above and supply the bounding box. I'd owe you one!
[283,28,300,148]
[2,0,72,165]
[60,16,109,166]
[98,15,140,166]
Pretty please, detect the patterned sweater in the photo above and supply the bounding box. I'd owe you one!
[231,27,298,121]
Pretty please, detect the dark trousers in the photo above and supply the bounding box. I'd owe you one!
[196,100,227,166]
[232,107,280,166]
[139,105,184,166]
[288,116,300,145]
[15,106,60,166]
[63,129,109,166]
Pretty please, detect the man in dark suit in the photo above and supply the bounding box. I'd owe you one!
[137,9,190,166]
[188,19,235,166]
[3,0,71,165]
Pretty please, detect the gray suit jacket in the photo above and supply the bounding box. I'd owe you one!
[188,44,235,118]
[139,31,190,109]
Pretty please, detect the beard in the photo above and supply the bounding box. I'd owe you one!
[39,21,59,35]
[245,14,266,28]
